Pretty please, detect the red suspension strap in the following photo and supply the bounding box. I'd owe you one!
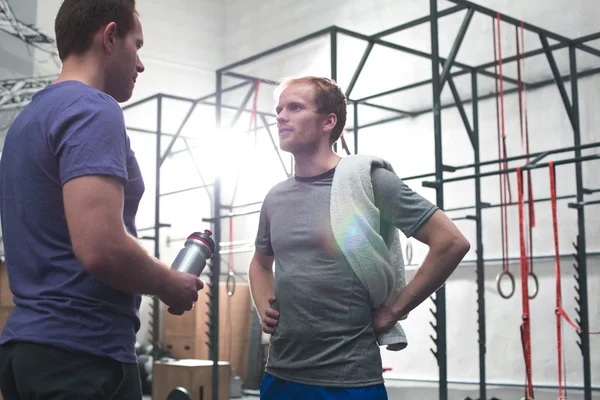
[494,14,514,299]
[517,167,534,399]
[549,162,567,400]
[549,162,600,399]
[516,21,538,299]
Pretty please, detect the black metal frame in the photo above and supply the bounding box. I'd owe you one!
[121,1,600,399]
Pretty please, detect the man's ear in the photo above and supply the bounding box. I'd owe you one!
[103,22,118,55]
[323,113,337,134]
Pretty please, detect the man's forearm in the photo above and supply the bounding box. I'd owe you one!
[83,232,171,296]
[392,238,469,319]
[248,262,274,319]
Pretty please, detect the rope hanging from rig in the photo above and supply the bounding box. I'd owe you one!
[516,166,534,400]
[493,13,514,299]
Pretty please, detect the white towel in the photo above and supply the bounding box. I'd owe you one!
[330,154,407,351]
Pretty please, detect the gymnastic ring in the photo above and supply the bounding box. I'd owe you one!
[405,240,413,264]
[226,271,236,297]
[527,272,539,300]
[496,270,515,299]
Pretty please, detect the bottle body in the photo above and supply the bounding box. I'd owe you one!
[171,230,215,277]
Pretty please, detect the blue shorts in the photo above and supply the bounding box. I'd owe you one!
[260,373,388,400]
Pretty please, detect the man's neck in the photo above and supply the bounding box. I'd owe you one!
[53,55,104,92]
[293,148,341,178]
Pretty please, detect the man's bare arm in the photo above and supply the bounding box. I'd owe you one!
[248,250,275,316]
[391,209,470,319]
[248,250,279,333]
[63,174,175,296]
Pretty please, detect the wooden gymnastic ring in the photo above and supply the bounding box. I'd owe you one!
[226,271,236,297]
[527,272,539,299]
[496,270,515,299]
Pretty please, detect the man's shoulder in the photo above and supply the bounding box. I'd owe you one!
[36,81,123,120]
[266,176,296,196]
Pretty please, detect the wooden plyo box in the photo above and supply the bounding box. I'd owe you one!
[152,359,231,400]
[162,282,253,381]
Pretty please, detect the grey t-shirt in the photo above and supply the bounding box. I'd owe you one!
[255,165,438,387]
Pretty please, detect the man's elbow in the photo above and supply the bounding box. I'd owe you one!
[74,244,106,274]
[449,233,470,260]
[73,238,122,275]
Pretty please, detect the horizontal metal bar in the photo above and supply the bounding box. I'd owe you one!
[160,184,214,198]
[445,193,577,213]
[217,26,334,73]
[221,201,263,209]
[202,209,261,222]
[196,81,251,102]
[354,76,444,102]
[573,31,600,45]
[125,126,198,139]
[219,239,254,247]
[200,99,277,118]
[451,215,477,221]
[349,113,408,131]
[371,5,466,39]
[569,199,600,208]
[434,154,600,184]
[137,223,171,232]
[432,142,600,178]
[159,93,198,104]
[402,171,437,181]
[218,247,255,256]
[121,94,159,111]
[360,101,415,116]
[139,236,156,241]
[224,71,279,86]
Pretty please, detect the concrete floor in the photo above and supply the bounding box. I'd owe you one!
[144,383,600,400]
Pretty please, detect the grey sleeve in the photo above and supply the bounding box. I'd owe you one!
[254,196,274,256]
[372,167,439,238]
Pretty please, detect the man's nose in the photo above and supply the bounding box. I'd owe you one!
[276,112,287,123]
[137,56,145,73]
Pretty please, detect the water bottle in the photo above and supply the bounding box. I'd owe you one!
[171,230,216,276]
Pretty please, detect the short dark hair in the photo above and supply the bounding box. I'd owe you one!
[54,0,137,61]
[278,76,347,145]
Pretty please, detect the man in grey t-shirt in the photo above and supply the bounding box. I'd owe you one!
[249,76,470,400]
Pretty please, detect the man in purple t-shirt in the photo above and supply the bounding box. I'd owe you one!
[0,1,203,398]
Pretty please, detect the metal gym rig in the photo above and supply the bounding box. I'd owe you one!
[115,1,600,399]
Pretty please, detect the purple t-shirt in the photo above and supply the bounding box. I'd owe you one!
[0,81,145,363]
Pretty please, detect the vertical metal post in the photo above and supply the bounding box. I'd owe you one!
[569,44,591,400]
[211,72,223,400]
[353,101,359,154]
[331,29,338,153]
[429,1,447,399]
[330,29,337,82]
[472,70,486,400]
[152,95,162,361]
